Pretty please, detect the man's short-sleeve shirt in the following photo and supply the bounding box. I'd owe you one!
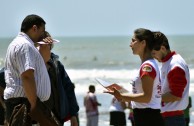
[4,32,51,101]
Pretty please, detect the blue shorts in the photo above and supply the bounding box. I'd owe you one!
[164,115,186,126]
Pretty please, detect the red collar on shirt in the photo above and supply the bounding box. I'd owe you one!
[162,51,176,62]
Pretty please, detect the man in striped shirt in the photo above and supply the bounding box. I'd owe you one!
[4,14,55,125]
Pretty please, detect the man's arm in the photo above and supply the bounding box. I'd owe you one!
[70,116,78,126]
[21,69,37,110]
[162,92,181,102]
[22,69,60,126]
[163,67,187,102]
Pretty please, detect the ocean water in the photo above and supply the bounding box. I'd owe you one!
[1,35,194,126]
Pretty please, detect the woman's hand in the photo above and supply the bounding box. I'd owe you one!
[42,36,53,44]
[37,44,51,63]
[104,87,122,101]
[70,116,78,126]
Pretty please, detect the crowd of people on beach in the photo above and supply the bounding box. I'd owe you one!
[0,14,192,126]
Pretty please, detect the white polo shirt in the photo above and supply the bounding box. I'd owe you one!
[4,32,51,101]
[161,52,190,113]
[131,59,162,109]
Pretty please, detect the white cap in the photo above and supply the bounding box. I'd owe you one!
[37,39,60,44]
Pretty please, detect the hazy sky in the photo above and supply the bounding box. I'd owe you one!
[0,0,194,37]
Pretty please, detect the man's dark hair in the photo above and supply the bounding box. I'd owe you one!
[153,32,170,51]
[21,14,46,33]
[89,85,95,91]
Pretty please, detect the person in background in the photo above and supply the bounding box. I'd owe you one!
[104,28,164,126]
[37,31,79,126]
[84,85,101,126]
[184,96,192,126]
[152,31,190,126]
[3,14,57,126]
[109,96,127,126]
[128,102,135,126]
[0,68,5,126]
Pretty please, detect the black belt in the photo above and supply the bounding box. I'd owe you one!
[5,97,29,105]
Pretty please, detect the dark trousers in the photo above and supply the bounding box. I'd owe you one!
[0,103,5,125]
[110,111,126,126]
[164,115,186,126]
[5,97,61,126]
[4,97,32,125]
[133,108,164,126]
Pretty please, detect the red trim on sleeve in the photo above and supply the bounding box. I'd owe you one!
[140,63,156,79]
[167,66,187,97]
